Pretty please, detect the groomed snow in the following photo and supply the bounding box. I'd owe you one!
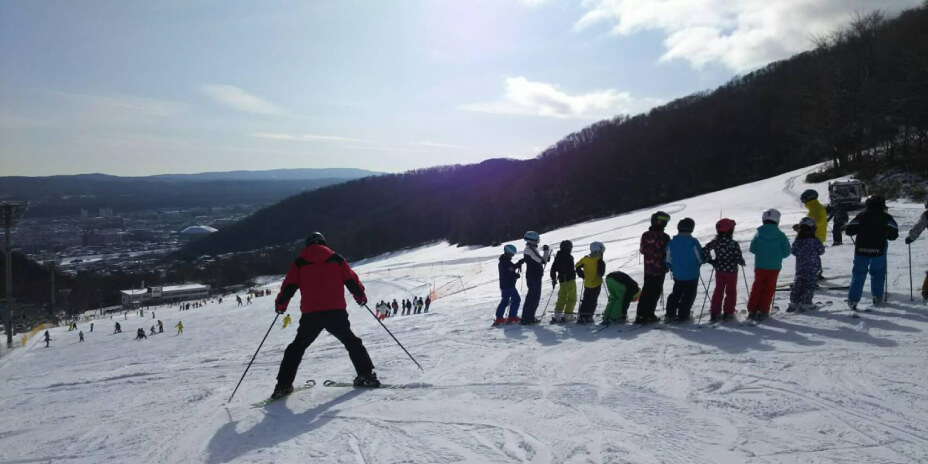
[2,165,927,463]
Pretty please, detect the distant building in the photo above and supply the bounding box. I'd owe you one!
[120,283,211,308]
[179,225,218,239]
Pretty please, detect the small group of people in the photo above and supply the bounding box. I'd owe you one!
[493,189,923,326]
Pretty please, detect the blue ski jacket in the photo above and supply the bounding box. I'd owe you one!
[665,234,705,281]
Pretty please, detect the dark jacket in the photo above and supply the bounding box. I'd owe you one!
[606,271,640,306]
[845,210,899,257]
[640,227,671,275]
[703,235,745,273]
[498,254,522,289]
[549,249,577,283]
[792,228,826,276]
[276,244,366,314]
[523,244,551,283]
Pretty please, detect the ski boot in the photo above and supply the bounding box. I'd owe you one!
[709,314,721,323]
[492,317,506,326]
[507,316,521,324]
[800,303,816,312]
[786,303,799,313]
[721,313,735,322]
[520,318,539,326]
[872,297,884,308]
[271,383,294,400]
[754,313,768,323]
[354,372,381,388]
[662,314,675,324]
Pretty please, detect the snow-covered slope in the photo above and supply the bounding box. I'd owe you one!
[3,165,928,464]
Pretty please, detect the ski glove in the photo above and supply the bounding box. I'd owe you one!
[275,303,287,314]
[552,279,557,289]
[354,294,368,306]
[906,237,914,244]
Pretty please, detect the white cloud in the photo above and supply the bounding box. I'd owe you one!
[411,141,464,149]
[248,131,365,143]
[461,76,660,118]
[200,85,284,115]
[575,0,921,71]
[54,91,189,117]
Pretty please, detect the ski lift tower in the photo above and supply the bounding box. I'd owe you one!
[2,201,28,348]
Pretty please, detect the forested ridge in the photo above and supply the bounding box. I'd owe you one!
[182,5,928,262]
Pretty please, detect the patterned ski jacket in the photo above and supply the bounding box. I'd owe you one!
[845,210,899,257]
[792,230,826,277]
[702,235,745,273]
[665,233,705,281]
[640,227,671,276]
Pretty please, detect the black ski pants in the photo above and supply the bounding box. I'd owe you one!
[666,279,699,320]
[522,278,542,322]
[636,273,666,319]
[276,310,374,387]
[578,285,601,318]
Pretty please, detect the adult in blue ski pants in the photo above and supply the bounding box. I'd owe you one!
[848,254,887,303]
[496,288,521,319]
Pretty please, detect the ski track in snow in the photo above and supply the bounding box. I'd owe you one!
[2,164,928,463]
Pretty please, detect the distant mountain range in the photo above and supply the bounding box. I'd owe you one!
[0,168,380,217]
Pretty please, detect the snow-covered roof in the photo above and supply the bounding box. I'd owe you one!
[179,225,218,235]
[120,289,147,296]
[161,284,209,292]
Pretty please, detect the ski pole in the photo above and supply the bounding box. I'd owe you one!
[909,243,914,301]
[540,287,555,319]
[363,304,423,371]
[740,264,751,304]
[697,269,715,324]
[228,313,279,404]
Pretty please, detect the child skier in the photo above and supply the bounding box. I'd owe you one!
[801,189,828,244]
[601,270,640,325]
[495,244,524,325]
[521,231,552,325]
[79,330,84,342]
[702,218,745,323]
[748,209,791,322]
[575,242,606,324]
[788,217,826,312]
[664,218,705,323]
[175,321,184,335]
[44,330,50,347]
[157,320,163,333]
[283,314,293,329]
[845,195,899,311]
[636,211,671,324]
[136,328,147,340]
[549,240,578,323]
[904,194,928,300]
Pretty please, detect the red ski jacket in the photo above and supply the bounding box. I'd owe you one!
[275,244,366,314]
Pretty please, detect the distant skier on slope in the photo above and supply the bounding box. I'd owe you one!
[175,321,183,335]
[845,196,899,312]
[575,242,606,324]
[828,203,849,246]
[748,209,791,323]
[904,194,928,300]
[79,330,84,342]
[114,322,121,334]
[494,244,524,326]
[664,218,705,323]
[549,240,577,324]
[788,217,826,313]
[282,313,292,329]
[601,270,640,325]
[271,232,378,400]
[425,295,431,312]
[703,218,745,323]
[636,211,671,325]
[520,231,551,325]
[157,320,163,333]
[392,299,399,316]
[44,330,51,347]
[135,328,147,340]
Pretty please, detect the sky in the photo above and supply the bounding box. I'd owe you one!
[0,0,921,177]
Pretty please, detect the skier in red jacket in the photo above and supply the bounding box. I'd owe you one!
[272,232,379,399]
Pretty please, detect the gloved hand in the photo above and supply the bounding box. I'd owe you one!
[354,293,368,306]
[551,279,557,289]
[275,302,287,314]
[905,237,914,245]
[542,244,549,252]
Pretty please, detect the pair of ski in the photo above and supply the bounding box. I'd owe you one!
[250,379,426,408]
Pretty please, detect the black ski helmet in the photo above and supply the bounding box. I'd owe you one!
[678,218,695,233]
[800,189,819,203]
[651,211,671,228]
[305,231,327,246]
[865,195,886,211]
[560,240,573,252]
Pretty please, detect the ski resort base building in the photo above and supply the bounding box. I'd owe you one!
[120,284,210,308]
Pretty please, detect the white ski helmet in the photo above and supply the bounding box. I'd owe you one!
[762,209,781,224]
[590,241,605,254]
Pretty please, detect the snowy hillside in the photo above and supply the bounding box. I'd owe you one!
[2,165,928,464]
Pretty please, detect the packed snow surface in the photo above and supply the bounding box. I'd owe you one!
[3,165,928,463]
